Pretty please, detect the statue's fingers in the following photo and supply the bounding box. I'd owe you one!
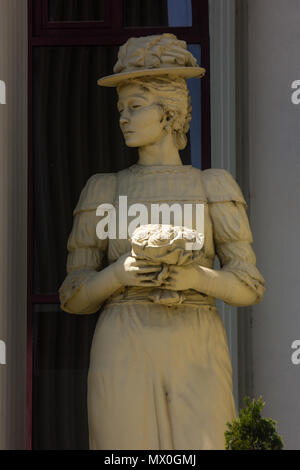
[138,279,158,286]
[130,266,140,272]
[134,258,159,266]
[168,266,179,275]
[160,282,170,288]
[136,266,161,273]
[162,282,176,290]
[131,259,148,265]
[138,272,159,280]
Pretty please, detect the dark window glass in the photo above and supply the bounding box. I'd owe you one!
[32,304,98,449]
[124,0,193,27]
[124,0,169,27]
[48,0,105,22]
[33,46,130,294]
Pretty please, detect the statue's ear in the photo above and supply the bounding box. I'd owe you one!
[164,110,176,132]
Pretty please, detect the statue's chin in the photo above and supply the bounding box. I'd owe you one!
[124,137,160,148]
[123,135,138,147]
[125,141,138,148]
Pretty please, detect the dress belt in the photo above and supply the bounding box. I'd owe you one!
[105,286,216,308]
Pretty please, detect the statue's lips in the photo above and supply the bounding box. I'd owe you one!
[123,131,134,137]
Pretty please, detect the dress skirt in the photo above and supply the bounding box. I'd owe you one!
[87,301,236,450]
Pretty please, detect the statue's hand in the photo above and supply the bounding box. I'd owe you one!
[160,264,198,291]
[112,252,162,287]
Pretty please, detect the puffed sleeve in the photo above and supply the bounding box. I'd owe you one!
[59,173,117,314]
[202,169,265,305]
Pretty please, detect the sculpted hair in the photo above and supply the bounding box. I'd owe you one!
[117,76,192,150]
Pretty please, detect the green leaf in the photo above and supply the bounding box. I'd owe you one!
[224,396,284,450]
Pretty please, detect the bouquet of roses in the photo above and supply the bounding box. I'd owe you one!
[130,224,204,306]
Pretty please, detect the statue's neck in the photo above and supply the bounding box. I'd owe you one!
[138,134,182,166]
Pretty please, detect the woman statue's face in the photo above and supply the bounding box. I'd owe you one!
[117,83,167,148]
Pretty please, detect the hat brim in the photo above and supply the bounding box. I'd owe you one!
[97,66,206,87]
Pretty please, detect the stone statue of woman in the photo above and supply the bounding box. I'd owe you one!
[59,34,265,450]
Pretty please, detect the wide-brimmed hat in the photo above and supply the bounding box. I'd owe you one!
[98,33,206,87]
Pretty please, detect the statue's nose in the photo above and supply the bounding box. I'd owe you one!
[120,116,129,126]
[120,111,130,125]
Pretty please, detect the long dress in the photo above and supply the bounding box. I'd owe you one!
[59,163,265,450]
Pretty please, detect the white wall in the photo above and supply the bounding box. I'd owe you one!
[0,0,27,449]
[247,0,300,450]
[209,0,239,409]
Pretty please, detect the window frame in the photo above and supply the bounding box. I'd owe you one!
[43,0,111,29]
[33,0,206,36]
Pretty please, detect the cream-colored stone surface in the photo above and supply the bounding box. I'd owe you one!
[98,33,205,87]
[59,35,265,450]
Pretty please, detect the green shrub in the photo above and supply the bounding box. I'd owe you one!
[225,396,284,450]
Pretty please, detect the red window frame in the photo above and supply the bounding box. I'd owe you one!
[27,0,211,449]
